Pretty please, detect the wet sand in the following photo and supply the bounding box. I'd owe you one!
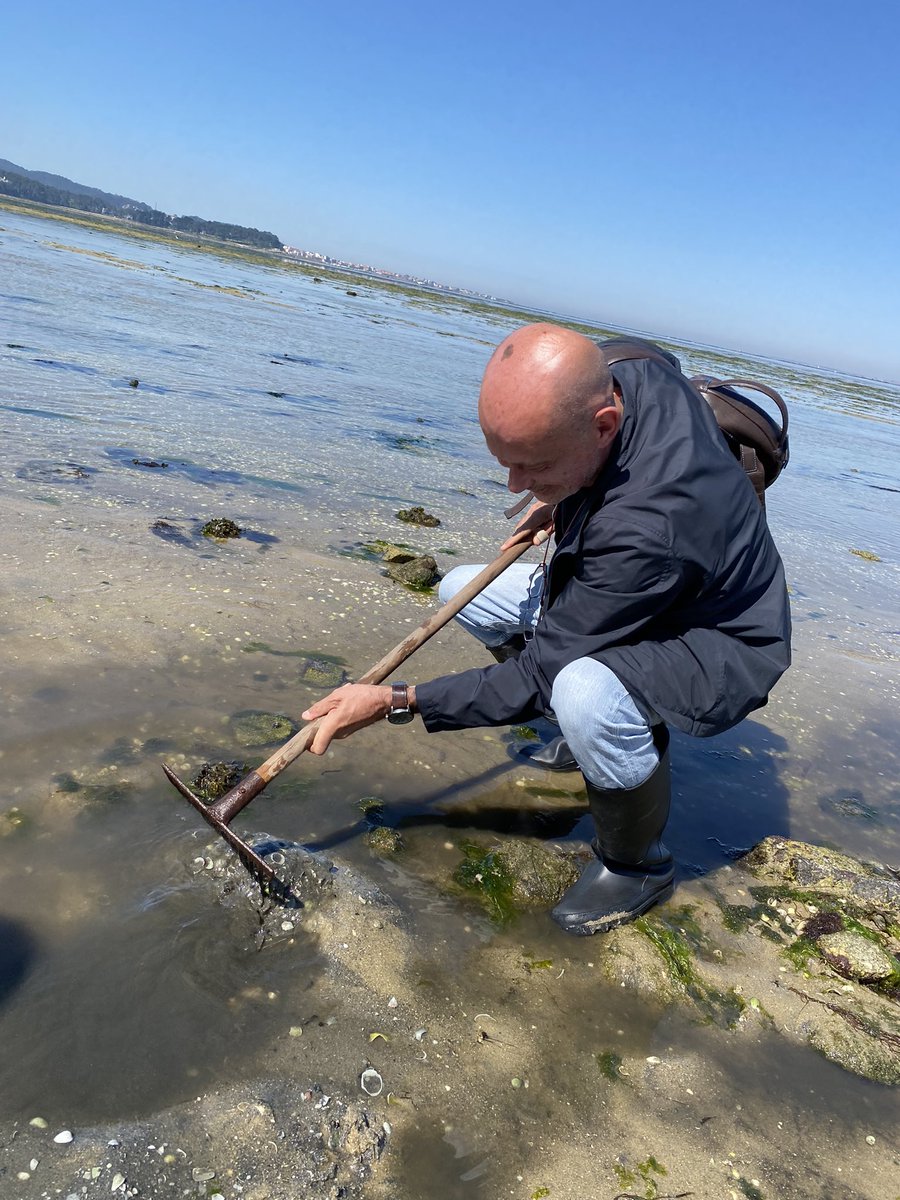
[1,209,899,1197]
[1,477,898,1199]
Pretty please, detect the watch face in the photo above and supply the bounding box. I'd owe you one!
[386,708,415,725]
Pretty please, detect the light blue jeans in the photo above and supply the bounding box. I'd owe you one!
[439,563,660,790]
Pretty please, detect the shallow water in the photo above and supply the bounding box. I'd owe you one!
[1,209,899,1189]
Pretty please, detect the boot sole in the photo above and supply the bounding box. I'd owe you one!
[554,883,674,936]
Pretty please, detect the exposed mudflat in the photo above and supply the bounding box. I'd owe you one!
[1,207,898,1199]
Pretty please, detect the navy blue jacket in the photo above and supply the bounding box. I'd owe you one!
[415,351,791,738]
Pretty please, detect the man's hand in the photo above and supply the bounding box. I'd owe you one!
[501,501,554,551]
[301,684,396,755]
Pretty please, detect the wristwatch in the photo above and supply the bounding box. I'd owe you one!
[386,681,415,725]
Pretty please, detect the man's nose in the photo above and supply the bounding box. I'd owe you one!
[507,466,528,494]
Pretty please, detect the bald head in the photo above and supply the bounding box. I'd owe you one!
[478,324,621,505]
[479,323,614,442]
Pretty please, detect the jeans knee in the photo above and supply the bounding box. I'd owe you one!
[438,565,476,606]
[549,659,593,734]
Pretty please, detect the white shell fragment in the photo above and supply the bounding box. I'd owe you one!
[387,996,398,1009]
[111,1172,126,1191]
[360,1068,384,1096]
[54,1130,74,1144]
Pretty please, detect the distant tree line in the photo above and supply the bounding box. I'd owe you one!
[0,170,282,250]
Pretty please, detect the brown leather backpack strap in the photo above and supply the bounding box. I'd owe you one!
[599,344,678,372]
[713,378,790,444]
[740,444,767,507]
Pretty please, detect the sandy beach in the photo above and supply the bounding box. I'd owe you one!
[1,204,899,1198]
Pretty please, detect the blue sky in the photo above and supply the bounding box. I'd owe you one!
[2,0,898,379]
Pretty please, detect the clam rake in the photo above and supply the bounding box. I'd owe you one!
[162,537,540,900]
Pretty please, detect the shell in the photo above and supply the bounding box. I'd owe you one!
[360,1068,384,1096]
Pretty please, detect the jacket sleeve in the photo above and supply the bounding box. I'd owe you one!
[415,517,688,732]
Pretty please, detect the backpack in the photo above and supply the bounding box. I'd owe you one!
[599,338,790,508]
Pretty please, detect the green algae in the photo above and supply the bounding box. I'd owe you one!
[849,548,882,562]
[636,908,745,1026]
[357,796,385,818]
[201,518,242,539]
[453,841,517,924]
[231,710,298,748]
[192,761,246,801]
[718,901,757,933]
[510,725,540,741]
[364,826,404,856]
[613,1155,668,1199]
[594,1050,623,1081]
[298,658,347,687]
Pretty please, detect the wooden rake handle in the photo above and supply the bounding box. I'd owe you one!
[198,534,543,824]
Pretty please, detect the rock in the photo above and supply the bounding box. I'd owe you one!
[128,378,139,387]
[192,761,246,801]
[364,827,404,856]
[201,518,242,539]
[744,837,900,918]
[499,840,581,907]
[816,931,899,983]
[231,710,298,748]
[298,658,347,687]
[454,839,581,921]
[386,555,439,588]
[380,545,417,564]
[395,505,440,527]
[131,458,168,468]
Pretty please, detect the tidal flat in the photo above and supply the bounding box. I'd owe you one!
[0,206,898,1198]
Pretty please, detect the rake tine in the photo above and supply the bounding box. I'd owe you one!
[162,764,295,903]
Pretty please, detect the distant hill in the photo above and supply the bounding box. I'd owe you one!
[0,158,150,212]
[0,157,283,250]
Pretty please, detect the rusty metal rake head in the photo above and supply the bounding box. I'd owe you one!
[162,763,297,904]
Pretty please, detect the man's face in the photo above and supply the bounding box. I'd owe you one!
[483,420,609,506]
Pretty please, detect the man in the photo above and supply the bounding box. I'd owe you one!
[301,323,791,935]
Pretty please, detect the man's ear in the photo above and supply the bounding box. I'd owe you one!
[593,403,621,448]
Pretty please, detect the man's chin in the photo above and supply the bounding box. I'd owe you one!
[533,486,574,505]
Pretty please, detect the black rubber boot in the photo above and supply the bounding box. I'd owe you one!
[487,635,527,664]
[551,727,674,935]
[518,735,578,772]
[487,638,578,771]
